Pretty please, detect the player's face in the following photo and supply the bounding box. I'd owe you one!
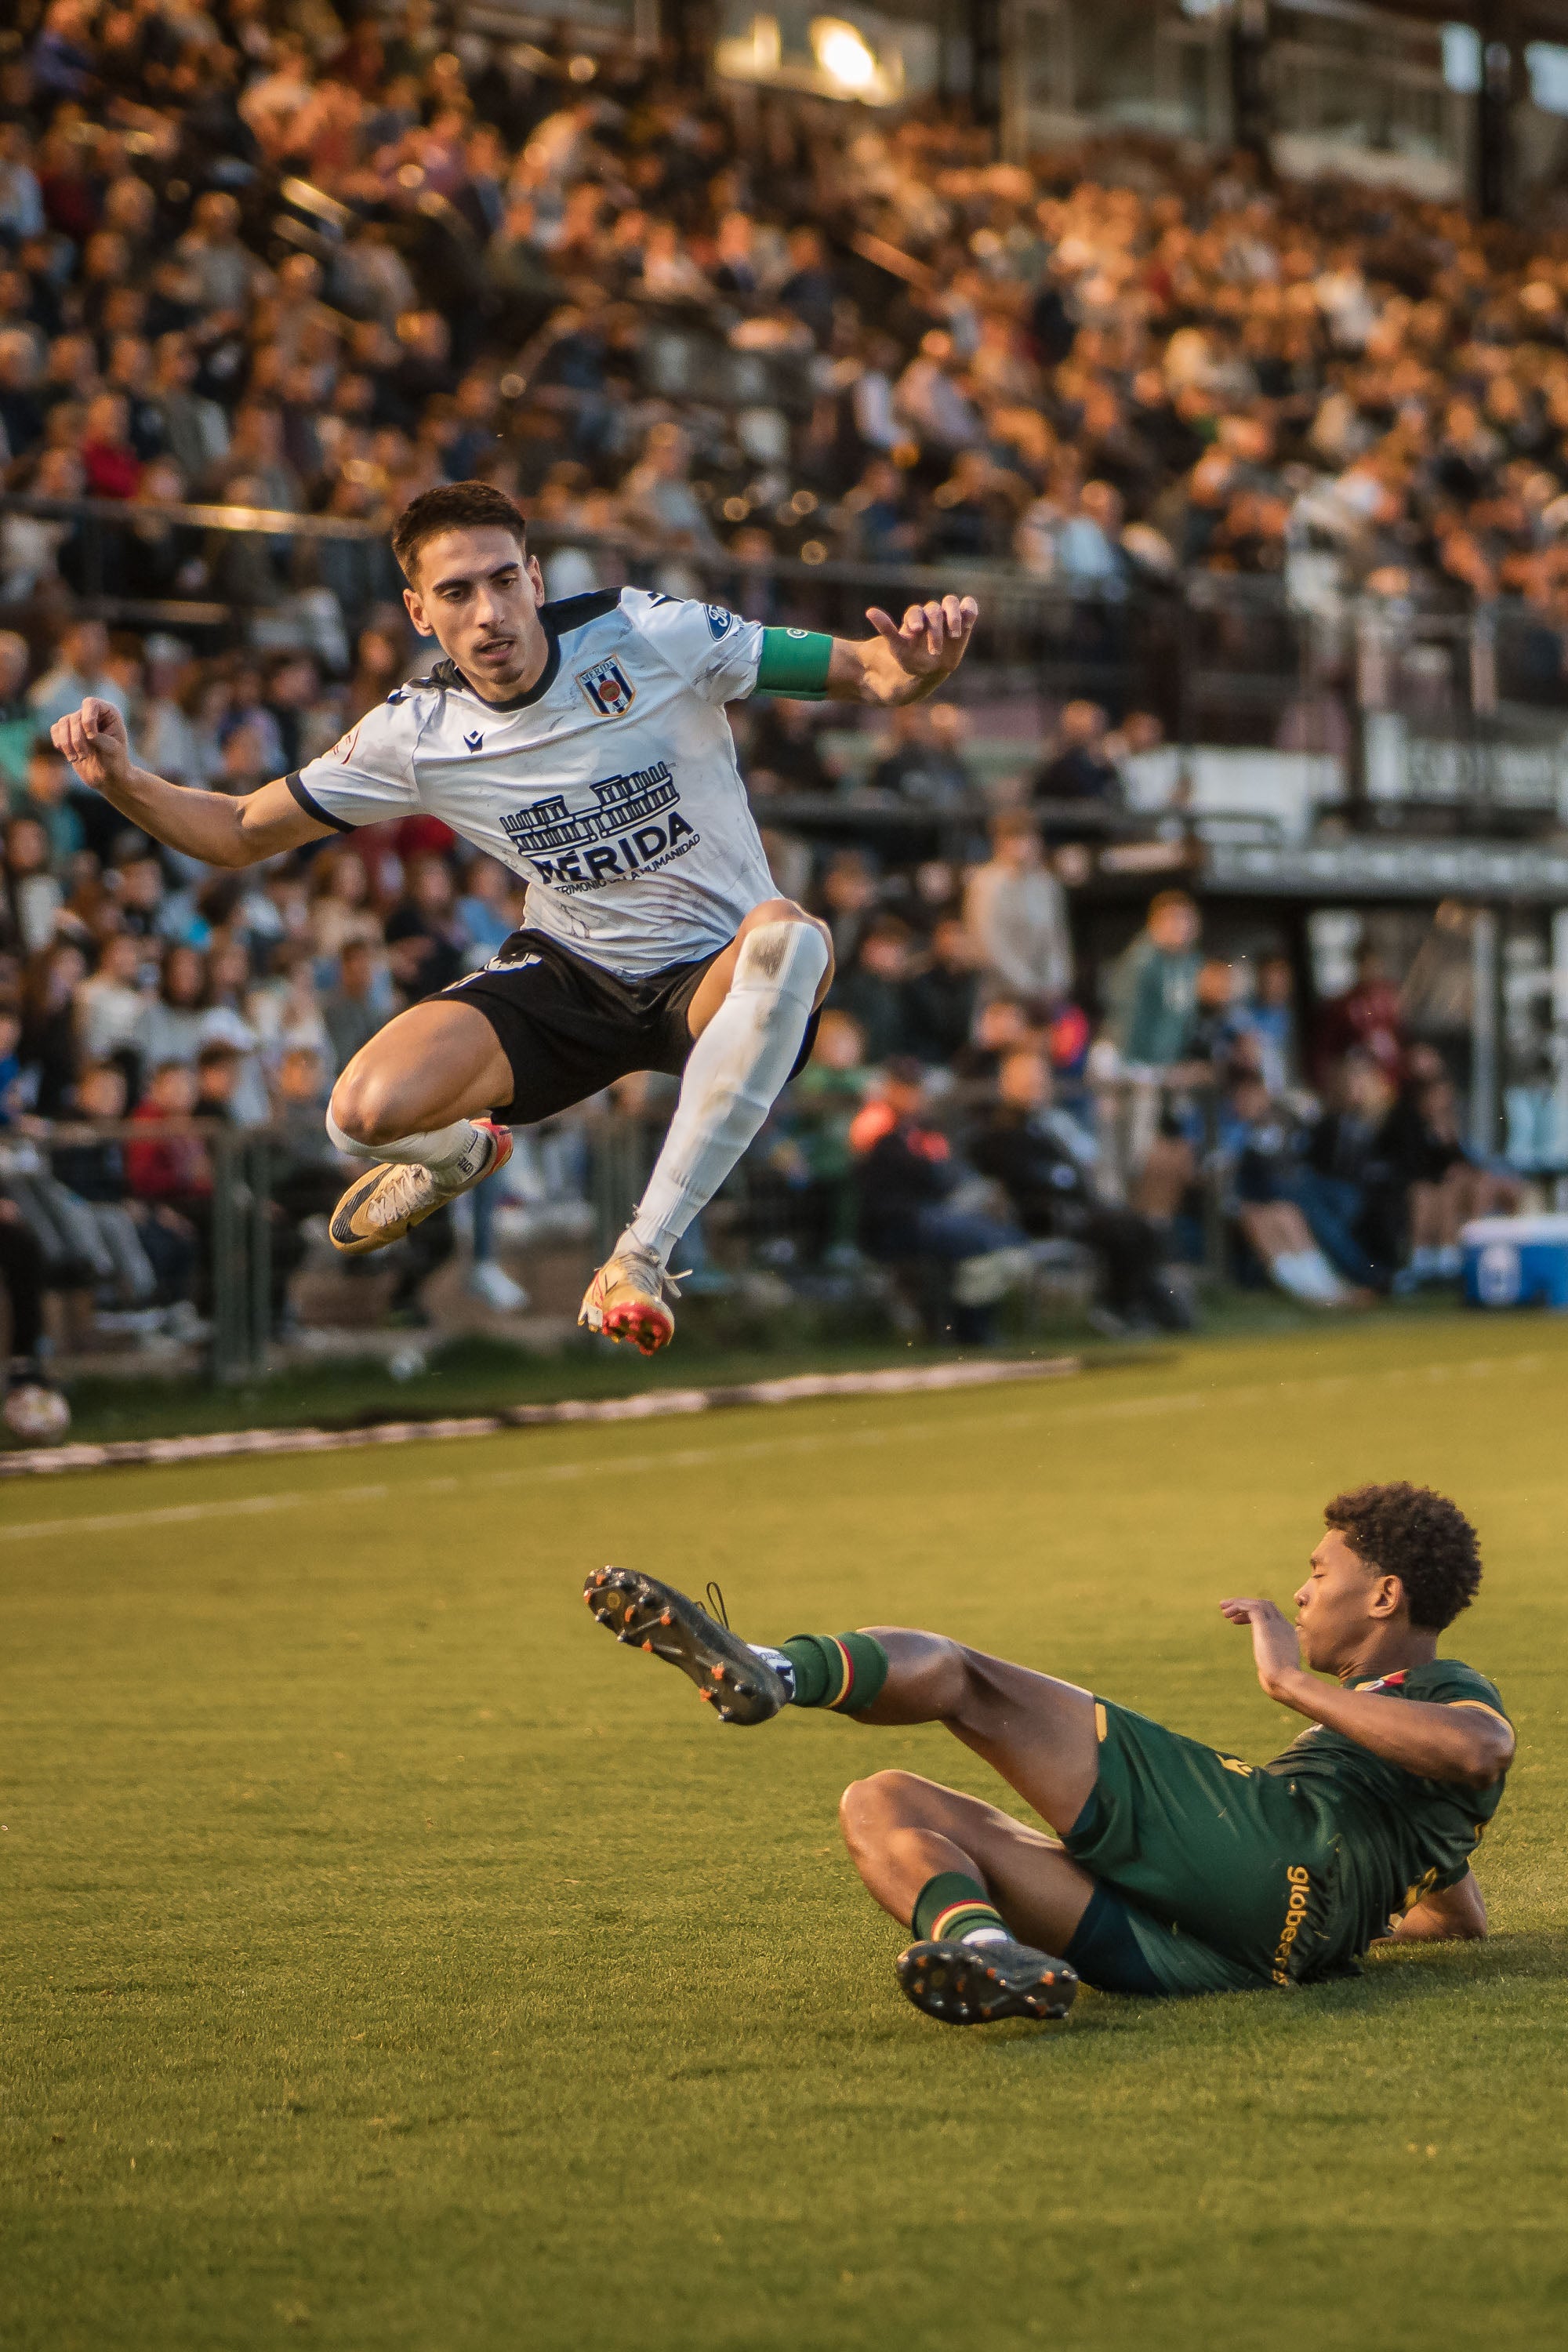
[1293,1529,1385,1671]
[403,528,548,699]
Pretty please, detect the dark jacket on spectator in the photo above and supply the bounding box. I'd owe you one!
[852,1103,956,1258]
[967,1105,1095,1237]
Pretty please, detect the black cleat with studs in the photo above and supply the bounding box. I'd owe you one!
[583,1566,787,1726]
[896,1936,1079,2026]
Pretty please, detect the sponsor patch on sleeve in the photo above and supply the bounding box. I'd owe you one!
[706,604,734,639]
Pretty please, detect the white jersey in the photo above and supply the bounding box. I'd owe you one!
[289,588,778,978]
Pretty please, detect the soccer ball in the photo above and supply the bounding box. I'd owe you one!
[3,1384,71,1444]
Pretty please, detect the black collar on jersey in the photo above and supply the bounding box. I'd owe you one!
[412,590,621,713]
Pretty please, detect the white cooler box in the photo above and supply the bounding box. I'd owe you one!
[1462,1214,1568,1310]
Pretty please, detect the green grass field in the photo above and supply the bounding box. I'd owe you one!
[5,1313,1566,2350]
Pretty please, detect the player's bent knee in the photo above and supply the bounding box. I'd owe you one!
[734,907,831,997]
[838,1769,928,1851]
[329,1067,416,1150]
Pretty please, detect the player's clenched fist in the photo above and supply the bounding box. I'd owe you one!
[51,698,132,794]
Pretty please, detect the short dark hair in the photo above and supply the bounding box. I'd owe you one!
[1323,1482,1482,1632]
[391,481,528,583]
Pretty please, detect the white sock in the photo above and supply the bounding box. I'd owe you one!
[621,920,829,1265]
[960,1926,1010,1947]
[325,1109,490,1178]
[1282,1249,1347,1305]
[1272,1249,1338,1304]
[750,1642,797,1700]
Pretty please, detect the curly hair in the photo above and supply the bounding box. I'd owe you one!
[1323,1483,1483,1632]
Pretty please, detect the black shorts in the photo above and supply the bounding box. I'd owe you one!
[439,927,821,1126]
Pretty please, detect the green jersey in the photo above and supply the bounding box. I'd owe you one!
[1262,1659,1511,1961]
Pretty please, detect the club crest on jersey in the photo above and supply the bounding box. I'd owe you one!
[575,656,637,718]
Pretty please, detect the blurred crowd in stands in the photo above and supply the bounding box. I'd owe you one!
[0,0,1552,1388]
[7,0,1568,637]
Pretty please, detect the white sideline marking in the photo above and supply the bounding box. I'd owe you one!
[1,1348,1548,1548]
[0,1354,1086,1483]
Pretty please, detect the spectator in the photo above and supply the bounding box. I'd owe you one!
[1031,702,1120,811]
[1250,955,1299,1094]
[869,704,974,809]
[268,1038,345,1222]
[454,856,517,964]
[75,933,149,1094]
[904,918,980,1067]
[27,622,130,739]
[1105,892,1203,1072]
[962,815,1072,1006]
[850,1058,1027,1345]
[1312,943,1406,1090]
[777,1008,869,1258]
[10,742,82,868]
[1225,1073,1374,1310]
[19,939,85,1117]
[47,1062,158,1309]
[1383,1049,1523,1289]
[126,1059,210,1210]
[321,938,391,1075]
[818,850,881,970]
[969,1048,1190,1332]
[308,849,382,960]
[0,1188,50,1396]
[3,815,64,956]
[831,917,915,1066]
[1301,1051,1406,1290]
[140,943,208,1073]
[384,855,467,1001]
[0,633,34,793]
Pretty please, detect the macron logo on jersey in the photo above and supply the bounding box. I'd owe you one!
[464,730,483,752]
[575,656,637,718]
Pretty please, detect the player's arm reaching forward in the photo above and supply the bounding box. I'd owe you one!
[742,597,977,709]
[826,596,978,706]
[50,699,328,867]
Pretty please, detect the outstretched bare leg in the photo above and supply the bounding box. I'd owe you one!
[585,1574,1094,2024]
[852,1629,1100,1826]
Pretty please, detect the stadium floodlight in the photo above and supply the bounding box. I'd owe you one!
[809,16,879,94]
[1441,22,1483,93]
[1526,41,1568,116]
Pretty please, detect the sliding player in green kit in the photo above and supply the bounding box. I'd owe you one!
[585,1483,1513,2023]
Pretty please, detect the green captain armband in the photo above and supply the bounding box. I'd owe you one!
[756,626,834,699]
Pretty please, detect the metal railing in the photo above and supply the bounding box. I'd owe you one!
[2,1121,273,1385]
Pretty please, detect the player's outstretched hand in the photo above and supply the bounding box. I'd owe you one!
[863,594,979,702]
[1220,1595,1303,1699]
[51,698,132,795]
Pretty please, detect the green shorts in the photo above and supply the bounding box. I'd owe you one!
[1060,1700,1356,1996]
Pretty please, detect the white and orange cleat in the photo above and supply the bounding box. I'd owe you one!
[329,1119,512,1256]
[578,1246,682,1355]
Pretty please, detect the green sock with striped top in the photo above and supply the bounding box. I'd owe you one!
[780,1632,888,1712]
[912,1870,1007,1945]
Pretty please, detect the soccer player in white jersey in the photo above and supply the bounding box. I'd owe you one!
[52,481,977,1354]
